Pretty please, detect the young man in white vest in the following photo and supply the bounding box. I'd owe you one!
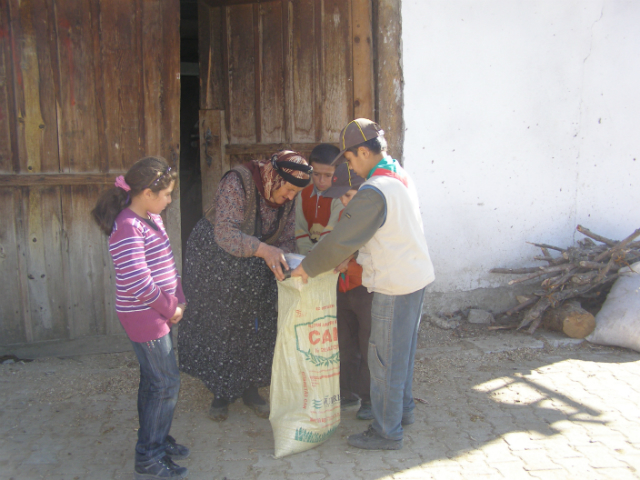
[291,118,435,450]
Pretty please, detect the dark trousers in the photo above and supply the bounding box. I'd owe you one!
[131,332,181,463]
[337,285,374,403]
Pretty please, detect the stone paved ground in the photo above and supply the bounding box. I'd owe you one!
[1,327,640,480]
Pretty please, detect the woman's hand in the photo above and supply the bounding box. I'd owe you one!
[255,242,290,281]
[333,255,354,274]
[169,304,186,325]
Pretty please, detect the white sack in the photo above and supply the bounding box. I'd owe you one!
[269,271,340,458]
[587,262,640,352]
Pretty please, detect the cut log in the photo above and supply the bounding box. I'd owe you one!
[541,301,595,339]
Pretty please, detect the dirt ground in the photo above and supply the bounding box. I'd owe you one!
[0,318,616,418]
[2,316,640,480]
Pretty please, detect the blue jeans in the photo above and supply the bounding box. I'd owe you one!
[368,287,425,440]
[131,332,181,463]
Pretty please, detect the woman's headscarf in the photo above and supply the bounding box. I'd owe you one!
[246,150,312,208]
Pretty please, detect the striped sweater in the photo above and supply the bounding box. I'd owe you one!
[108,208,185,342]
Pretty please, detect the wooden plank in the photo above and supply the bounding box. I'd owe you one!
[14,187,33,343]
[54,0,101,172]
[259,1,285,143]
[198,2,224,110]
[100,0,144,171]
[289,0,317,142]
[88,0,108,173]
[23,186,68,342]
[322,0,353,142]
[142,0,162,157]
[253,3,262,143]
[282,0,292,143]
[351,0,374,119]
[61,186,110,338]
[0,173,125,187]
[221,5,231,135]
[375,0,403,160]
[226,4,257,144]
[199,109,226,211]
[313,0,323,142]
[0,1,18,173]
[4,0,23,173]
[0,188,28,344]
[22,0,60,173]
[159,0,182,272]
[101,223,120,336]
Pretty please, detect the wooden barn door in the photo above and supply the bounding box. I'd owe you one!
[0,0,180,349]
[198,0,374,210]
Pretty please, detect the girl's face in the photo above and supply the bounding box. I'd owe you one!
[146,181,175,214]
[340,189,358,207]
[270,182,304,205]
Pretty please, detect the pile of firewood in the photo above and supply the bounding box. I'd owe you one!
[491,225,640,335]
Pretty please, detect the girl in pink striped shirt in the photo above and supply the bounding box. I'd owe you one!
[92,156,189,480]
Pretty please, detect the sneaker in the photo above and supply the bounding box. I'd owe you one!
[165,435,190,460]
[340,396,360,409]
[347,425,403,450]
[134,455,188,479]
[401,411,415,426]
[356,401,373,420]
[242,386,270,419]
[208,397,229,422]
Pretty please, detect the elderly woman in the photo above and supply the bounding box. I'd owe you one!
[178,151,312,421]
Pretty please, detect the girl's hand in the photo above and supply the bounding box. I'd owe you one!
[169,304,186,324]
[255,242,289,281]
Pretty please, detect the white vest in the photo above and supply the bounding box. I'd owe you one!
[357,173,435,295]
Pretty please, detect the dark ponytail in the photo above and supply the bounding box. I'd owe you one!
[91,156,178,235]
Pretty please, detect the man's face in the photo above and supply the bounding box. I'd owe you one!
[344,148,368,179]
[310,162,335,192]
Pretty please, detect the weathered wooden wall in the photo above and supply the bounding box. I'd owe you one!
[0,0,181,347]
[198,0,375,209]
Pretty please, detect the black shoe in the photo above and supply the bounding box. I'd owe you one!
[341,396,360,409]
[134,455,188,479]
[356,401,373,420]
[242,386,270,418]
[165,435,190,460]
[208,397,229,422]
[347,425,403,450]
[401,410,415,426]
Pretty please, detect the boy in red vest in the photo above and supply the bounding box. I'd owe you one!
[295,144,344,255]
[323,163,374,420]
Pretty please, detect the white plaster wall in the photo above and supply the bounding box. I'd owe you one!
[402,0,640,293]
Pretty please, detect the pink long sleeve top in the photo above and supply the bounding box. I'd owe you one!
[108,208,185,342]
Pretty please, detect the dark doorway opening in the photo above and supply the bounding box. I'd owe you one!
[180,0,201,261]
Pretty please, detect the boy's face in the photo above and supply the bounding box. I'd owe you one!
[340,189,358,207]
[311,162,335,192]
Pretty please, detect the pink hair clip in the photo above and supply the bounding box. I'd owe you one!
[114,175,131,192]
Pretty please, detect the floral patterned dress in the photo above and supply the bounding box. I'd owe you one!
[178,171,296,400]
